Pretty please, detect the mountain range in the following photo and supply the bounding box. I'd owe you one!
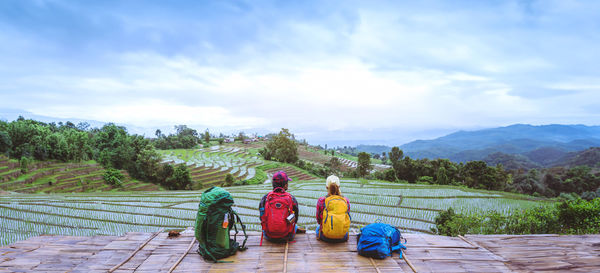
[355,124,600,169]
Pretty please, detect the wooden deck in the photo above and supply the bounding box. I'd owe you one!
[0,229,599,272]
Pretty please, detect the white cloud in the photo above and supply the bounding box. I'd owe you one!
[2,0,600,145]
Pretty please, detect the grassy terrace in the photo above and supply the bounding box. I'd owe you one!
[0,178,549,246]
[157,145,266,188]
[0,158,162,194]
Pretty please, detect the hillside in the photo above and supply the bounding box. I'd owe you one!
[482,152,542,170]
[0,156,161,193]
[481,146,600,170]
[553,147,600,168]
[158,146,266,189]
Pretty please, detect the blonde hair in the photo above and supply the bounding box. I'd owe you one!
[326,175,342,196]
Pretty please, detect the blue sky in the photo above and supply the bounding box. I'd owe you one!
[1,0,599,145]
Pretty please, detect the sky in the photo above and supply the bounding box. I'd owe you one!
[1,0,600,146]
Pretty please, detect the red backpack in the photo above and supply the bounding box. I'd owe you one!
[261,188,295,239]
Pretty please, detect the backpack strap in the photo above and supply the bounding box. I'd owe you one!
[232,210,248,251]
[390,226,407,253]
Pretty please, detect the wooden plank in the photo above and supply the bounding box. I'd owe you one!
[167,237,196,273]
[2,232,600,272]
[108,229,164,272]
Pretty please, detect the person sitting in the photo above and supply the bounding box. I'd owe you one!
[259,171,301,242]
[315,175,351,242]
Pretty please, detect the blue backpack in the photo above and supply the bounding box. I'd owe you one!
[357,223,407,259]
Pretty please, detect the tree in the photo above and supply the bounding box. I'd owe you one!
[164,165,192,190]
[0,130,12,154]
[263,128,298,163]
[327,157,342,174]
[204,129,210,143]
[397,157,418,182]
[389,147,404,180]
[389,147,403,165]
[93,123,134,170]
[237,131,246,141]
[76,122,90,131]
[357,152,372,177]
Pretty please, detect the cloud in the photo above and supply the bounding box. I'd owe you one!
[1,0,600,145]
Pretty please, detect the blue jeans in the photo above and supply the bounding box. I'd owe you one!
[263,225,297,242]
[316,225,349,242]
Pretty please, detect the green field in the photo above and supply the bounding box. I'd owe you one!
[158,146,266,188]
[0,178,548,246]
[0,158,162,193]
[157,146,320,187]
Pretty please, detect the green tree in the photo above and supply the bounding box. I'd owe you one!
[0,130,12,154]
[204,129,211,143]
[327,157,342,174]
[389,147,403,180]
[263,128,298,163]
[63,128,92,161]
[396,157,418,182]
[357,152,372,177]
[93,123,134,170]
[164,165,192,190]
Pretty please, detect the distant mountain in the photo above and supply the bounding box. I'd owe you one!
[482,152,542,170]
[552,147,600,168]
[523,147,569,166]
[400,124,600,165]
[355,144,391,155]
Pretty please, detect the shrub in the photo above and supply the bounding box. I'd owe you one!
[557,198,600,234]
[431,208,478,236]
[19,156,32,174]
[417,176,434,184]
[433,198,600,236]
[103,168,124,187]
[164,165,192,190]
[558,192,579,201]
[224,173,235,187]
[504,206,559,234]
[233,180,248,186]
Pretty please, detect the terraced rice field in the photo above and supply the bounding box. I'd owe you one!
[0,157,161,193]
[335,157,390,172]
[158,146,264,188]
[337,157,358,168]
[264,165,319,181]
[0,179,547,246]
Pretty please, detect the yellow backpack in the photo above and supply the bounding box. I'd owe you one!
[321,195,350,239]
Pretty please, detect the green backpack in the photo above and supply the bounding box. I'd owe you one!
[195,186,248,262]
